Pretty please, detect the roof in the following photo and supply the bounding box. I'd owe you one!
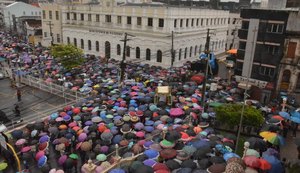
[5,1,40,9]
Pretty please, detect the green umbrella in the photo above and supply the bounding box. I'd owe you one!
[69,153,79,160]
[0,162,8,171]
[209,102,223,107]
[96,154,107,161]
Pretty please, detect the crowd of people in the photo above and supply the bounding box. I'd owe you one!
[0,31,300,173]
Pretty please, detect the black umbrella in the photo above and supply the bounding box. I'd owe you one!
[247,137,267,151]
[261,124,281,132]
[165,130,181,142]
[181,159,197,169]
[64,158,74,169]
[209,156,225,164]
[133,165,153,173]
[11,129,23,139]
[165,160,180,171]
[193,149,209,160]
[198,158,212,169]
[34,122,44,131]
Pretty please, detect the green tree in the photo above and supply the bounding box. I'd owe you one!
[51,44,84,70]
[215,103,264,128]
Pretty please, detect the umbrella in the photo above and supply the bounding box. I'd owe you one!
[262,148,280,159]
[96,154,107,161]
[279,111,290,119]
[58,155,68,165]
[0,162,8,171]
[290,116,300,124]
[15,138,26,146]
[21,146,31,153]
[191,75,204,84]
[165,160,180,171]
[223,152,240,161]
[64,158,74,169]
[260,132,285,146]
[81,141,92,151]
[182,146,197,156]
[92,116,102,123]
[78,133,88,142]
[243,156,260,168]
[247,137,267,151]
[225,162,245,173]
[245,149,260,158]
[35,151,45,161]
[48,126,59,134]
[169,108,184,117]
[227,49,237,54]
[209,156,225,164]
[11,129,23,139]
[39,135,50,143]
[160,149,177,159]
[207,164,226,173]
[258,158,272,170]
[69,153,79,160]
[262,155,284,173]
[38,156,47,168]
[267,118,280,124]
[272,115,284,121]
[39,142,49,151]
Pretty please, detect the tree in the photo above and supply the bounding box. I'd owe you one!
[215,103,264,128]
[51,44,84,70]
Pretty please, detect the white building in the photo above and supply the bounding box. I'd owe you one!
[2,2,41,30]
[226,12,241,50]
[61,0,229,67]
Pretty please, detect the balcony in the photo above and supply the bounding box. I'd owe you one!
[257,32,284,44]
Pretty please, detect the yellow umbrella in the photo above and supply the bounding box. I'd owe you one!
[259,131,277,139]
[93,84,100,88]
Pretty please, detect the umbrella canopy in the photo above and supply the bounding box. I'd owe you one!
[223,152,240,161]
[69,153,79,160]
[263,155,284,173]
[207,164,226,173]
[15,138,26,145]
[38,155,48,168]
[243,156,260,168]
[39,135,50,143]
[247,137,267,151]
[279,111,290,119]
[290,116,300,124]
[160,149,177,159]
[21,146,31,153]
[169,108,184,117]
[259,131,285,145]
[58,155,68,165]
[225,162,245,173]
[191,75,204,84]
[0,162,8,171]
[35,151,45,161]
[227,49,237,54]
[258,158,272,170]
[81,141,92,151]
[272,115,284,121]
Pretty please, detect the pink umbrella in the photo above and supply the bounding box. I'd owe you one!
[21,146,31,153]
[15,138,26,146]
[170,108,184,117]
[68,122,77,128]
[35,151,45,161]
[76,142,82,150]
[130,92,138,96]
[56,117,63,122]
[71,87,79,91]
[78,133,87,142]
[58,155,68,165]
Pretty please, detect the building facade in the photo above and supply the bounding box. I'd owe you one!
[39,2,63,46]
[60,0,229,67]
[2,2,41,30]
[225,12,241,50]
[277,9,300,102]
[236,8,290,103]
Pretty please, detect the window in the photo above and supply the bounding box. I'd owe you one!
[282,70,291,83]
[241,21,249,29]
[267,23,284,33]
[137,17,142,26]
[159,18,164,28]
[195,46,198,56]
[105,15,111,23]
[199,45,202,53]
[201,19,203,26]
[136,47,140,59]
[49,11,52,20]
[73,13,77,20]
[184,47,187,59]
[127,16,131,25]
[146,49,151,60]
[239,41,246,50]
[42,10,46,19]
[96,41,99,52]
[117,16,122,24]
[191,19,194,27]
[88,14,91,21]
[190,46,193,57]
[126,46,130,57]
[233,18,237,24]
[96,14,100,22]
[287,42,297,58]
[80,13,84,21]
[267,45,279,55]
[180,19,183,27]
[44,32,47,37]
[148,18,153,27]
[206,19,209,25]
[117,44,121,55]
[66,13,70,20]
[105,41,111,59]
[186,19,189,27]
[56,34,60,43]
[67,37,70,44]
[80,39,84,49]
[259,66,275,77]
[23,11,25,15]
[228,18,230,24]
[74,38,77,47]
[88,40,91,50]
[196,19,199,26]
[55,11,59,20]
[179,49,182,60]
[157,50,162,63]
[174,19,177,28]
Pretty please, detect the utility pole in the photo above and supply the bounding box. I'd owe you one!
[45,21,54,46]
[171,31,175,68]
[119,33,135,84]
[201,29,211,112]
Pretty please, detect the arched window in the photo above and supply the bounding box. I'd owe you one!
[73,38,77,47]
[117,44,121,55]
[67,37,70,44]
[80,39,84,49]
[184,47,187,59]
[105,41,111,59]
[96,41,99,52]
[219,41,221,49]
[190,46,193,57]
[146,49,151,61]
[88,40,91,50]
[179,49,182,60]
[222,40,224,49]
[173,50,177,62]
[126,46,130,57]
[157,50,162,63]
[282,70,291,83]
[199,45,202,54]
[136,47,140,59]
[211,42,214,51]
[194,46,198,56]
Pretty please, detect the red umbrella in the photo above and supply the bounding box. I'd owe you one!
[191,75,204,84]
[21,146,31,153]
[258,158,272,170]
[160,149,177,159]
[35,151,45,161]
[272,115,284,121]
[243,156,261,168]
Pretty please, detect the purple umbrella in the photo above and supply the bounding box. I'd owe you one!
[78,133,87,142]
[39,135,50,143]
[170,108,184,117]
[85,121,93,126]
[58,155,67,165]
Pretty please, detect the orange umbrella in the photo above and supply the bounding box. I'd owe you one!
[272,115,284,121]
[227,49,237,54]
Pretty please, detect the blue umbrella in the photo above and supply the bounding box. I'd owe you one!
[11,130,23,139]
[291,111,300,118]
[279,111,290,119]
[39,135,50,143]
[262,155,283,173]
[50,112,59,119]
[38,155,47,168]
[189,140,210,149]
[223,152,240,161]
[290,116,300,124]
